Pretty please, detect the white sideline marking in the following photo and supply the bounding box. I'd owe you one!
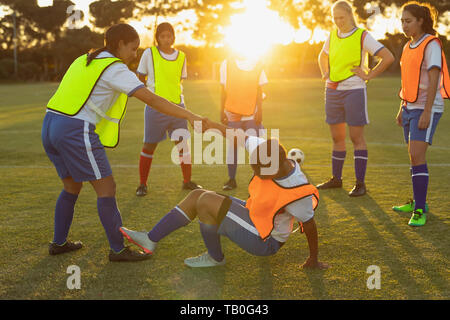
[2,164,450,169]
[2,131,449,150]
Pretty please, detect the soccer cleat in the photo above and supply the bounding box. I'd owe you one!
[348,180,366,197]
[184,252,226,268]
[119,227,156,254]
[49,240,83,255]
[392,199,429,213]
[408,209,427,227]
[108,246,151,262]
[182,181,202,190]
[136,184,147,197]
[316,176,342,189]
[223,178,237,191]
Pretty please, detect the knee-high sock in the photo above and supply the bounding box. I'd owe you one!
[412,164,428,211]
[199,222,224,262]
[227,141,238,179]
[97,197,124,253]
[53,190,78,245]
[148,206,191,242]
[354,149,368,182]
[139,149,153,186]
[332,150,346,179]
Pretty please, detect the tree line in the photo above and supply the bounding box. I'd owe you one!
[0,0,448,81]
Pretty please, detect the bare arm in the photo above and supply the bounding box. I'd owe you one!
[418,67,440,129]
[132,87,203,128]
[352,47,395,81]
[318,50,329,80]
[301,218,330,269]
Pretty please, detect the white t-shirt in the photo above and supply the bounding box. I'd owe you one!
[405,34,445,112]
[245,137,315,243]
[48,51,145,125]
[137,47,187,104]
[220,59,268,121]
[322,28,385,90]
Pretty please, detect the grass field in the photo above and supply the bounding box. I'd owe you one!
[0,78,449,300]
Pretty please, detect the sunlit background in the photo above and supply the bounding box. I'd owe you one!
[31,0,447,56]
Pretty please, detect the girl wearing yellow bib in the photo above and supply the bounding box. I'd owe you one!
[317,0,394,196]
[136,22,201,197]
[392,2,448,227]
[42,24,209,262]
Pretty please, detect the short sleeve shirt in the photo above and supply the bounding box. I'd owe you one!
[405,34,444,112]
[322,28,385,90]
[220,59,268,121]
[137,47,187,104]
[48,51,145,125]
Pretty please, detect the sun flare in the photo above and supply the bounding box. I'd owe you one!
[222,0,298,61]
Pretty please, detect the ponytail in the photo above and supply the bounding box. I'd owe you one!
[86,47,107,66]
[86,23,139,66]
[402,1,438,36]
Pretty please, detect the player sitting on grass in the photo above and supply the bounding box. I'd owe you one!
[120,133,329,269]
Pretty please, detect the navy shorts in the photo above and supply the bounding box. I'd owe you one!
[227,119,265,134]
[325,87,369,126]
[41,112,112,182]
[402,108,442,145]
[144,104,189,144]
[217,196,284,257]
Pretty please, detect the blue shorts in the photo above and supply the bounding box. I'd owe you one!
[41,112,112,182]
[217,196,284,257]
[402,108,442,145]
[325,87,369,126]
[227,119,265,135]
[144,104,189,144]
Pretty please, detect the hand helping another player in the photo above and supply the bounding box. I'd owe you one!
[187,113,230,135]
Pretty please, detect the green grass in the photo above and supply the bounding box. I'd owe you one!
[0,78,449,299]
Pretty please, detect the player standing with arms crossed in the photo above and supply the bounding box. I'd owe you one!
[136,22,201,197]
[392,2,449,227]
[316,0,394,196]
[42,24,210,261]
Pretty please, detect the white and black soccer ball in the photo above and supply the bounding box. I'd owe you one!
[287,148,305,165]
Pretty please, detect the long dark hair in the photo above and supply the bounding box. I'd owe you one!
[154,22,175,46]
[402,1,438,36]
[87,23,139,66]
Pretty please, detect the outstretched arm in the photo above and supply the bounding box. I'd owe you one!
[301,218,330,270]
[132,87,205,128]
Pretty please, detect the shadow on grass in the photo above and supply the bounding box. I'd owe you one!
[340,194,449,299]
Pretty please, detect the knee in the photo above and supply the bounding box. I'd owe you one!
[409,152,426,166]
[196,191,216,217]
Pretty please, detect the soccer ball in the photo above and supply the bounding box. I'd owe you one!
[287,148,305,165]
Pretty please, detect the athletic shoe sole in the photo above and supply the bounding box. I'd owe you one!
[119,227,153,255]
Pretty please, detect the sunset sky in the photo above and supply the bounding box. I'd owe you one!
[4,0,444,57]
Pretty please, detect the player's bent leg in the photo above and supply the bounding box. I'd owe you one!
[184,192,230,267]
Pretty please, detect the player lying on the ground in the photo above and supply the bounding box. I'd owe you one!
[120,133,330,269]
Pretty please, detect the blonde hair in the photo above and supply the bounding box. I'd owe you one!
[332,0,358,27]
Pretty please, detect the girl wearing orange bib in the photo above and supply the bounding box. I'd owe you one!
[120,135,329,270]
[393,2,449,227]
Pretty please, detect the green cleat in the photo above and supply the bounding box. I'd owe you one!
[408,209,427,227]
[392,199,428,213]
